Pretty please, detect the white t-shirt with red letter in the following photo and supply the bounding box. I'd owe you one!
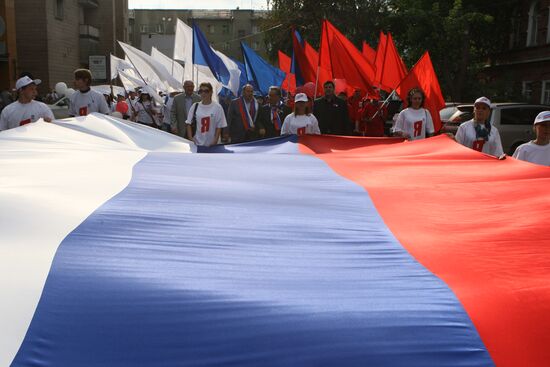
[68,89,110,116]
[394,107,434,140]
[185,101,227,146]
[455,120,504,157]
[280,113,320,136]
[0,100,54,131]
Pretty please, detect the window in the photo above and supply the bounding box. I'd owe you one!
[253,41,260,50]
[501,107,546,125]
[526,1,540,46]
[140,24,149,33]
[222,42,230,51]
[55,0,64,20]
[522,81,533,100]
[252,25,260,34]
[207,25,215,34]
[541,80,550,104]
[238,29,246,38]
[156,24,163,33]
[509,11,522,49]
[222,24,229,34]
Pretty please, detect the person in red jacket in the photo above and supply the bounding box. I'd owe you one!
[347,89,363,134]
[357,93,387,137]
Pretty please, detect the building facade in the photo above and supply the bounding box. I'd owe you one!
[130,9,269,62]
[13,0,129,95]
[485,0,550,105]
[0,0,17,92]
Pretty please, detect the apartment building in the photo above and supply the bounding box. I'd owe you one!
[12,0,129,94]
[130,9,269,62]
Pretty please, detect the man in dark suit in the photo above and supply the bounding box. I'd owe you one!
[225,84,259,144]
[313,80,351,135]
[256,86,292,139]
[171,80,200,138]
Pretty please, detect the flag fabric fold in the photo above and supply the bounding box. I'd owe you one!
[3,122,549,367]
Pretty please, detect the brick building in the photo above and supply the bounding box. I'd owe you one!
[129,9,269,62]
[485,0,550,105]
[13,0,129,95]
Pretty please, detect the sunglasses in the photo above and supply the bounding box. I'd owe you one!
[198,89,211,94]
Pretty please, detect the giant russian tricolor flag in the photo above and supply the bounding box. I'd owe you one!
[1,115,549,366]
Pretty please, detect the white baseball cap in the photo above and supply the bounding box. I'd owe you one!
[294,93,308,103]
[15,76,42,90]
[474,96,492,108]
[534,111,550,125]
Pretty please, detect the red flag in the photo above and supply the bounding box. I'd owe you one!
[374,31,387,89]
[362,41,377,66]
[397,51,445,133]
[377,33,408,92]
[318,20,376,96]
[292,30,316,84]
[278,50,296,93]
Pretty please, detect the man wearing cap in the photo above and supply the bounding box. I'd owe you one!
[171,80,200,138]
[455,97,504,157]
[0,76,54,131]
[512,111,550,166]
[314,80,351,135]
[68,68,110,117]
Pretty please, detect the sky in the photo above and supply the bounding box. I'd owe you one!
[128,0,269,10]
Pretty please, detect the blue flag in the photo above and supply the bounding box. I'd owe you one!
[192,23,230,86]
[240,42,285,96]
[291,30,305,86]
[231,58,250,94]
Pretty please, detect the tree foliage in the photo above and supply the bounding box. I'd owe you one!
[263,0,518,101]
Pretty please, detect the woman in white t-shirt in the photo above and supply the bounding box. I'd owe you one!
[132,91,160,127]
[280,93,320,136]
[185,82,227,147]
[512,111,550,166]
[455,97,504,158]
[393,88,434,140]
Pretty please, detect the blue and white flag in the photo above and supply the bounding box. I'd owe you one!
[241,42,286,96]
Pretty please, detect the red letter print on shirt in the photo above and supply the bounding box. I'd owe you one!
[19,118,31,126]
[472,139,485,152]
[413,120,423,137]
[297,127,306,136]
[200,116,210,133]
[79,107,88,116]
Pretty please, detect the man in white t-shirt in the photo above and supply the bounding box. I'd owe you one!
[68,68,110,117]
[513,111,550,166]
[0,76,54,131]
[185,82,227,146]
[455,96,504,157]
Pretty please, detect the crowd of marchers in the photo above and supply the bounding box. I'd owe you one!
[1,68,548,167]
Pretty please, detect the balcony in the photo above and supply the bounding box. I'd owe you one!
[79,24,100,40]
[78,0,99,8]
